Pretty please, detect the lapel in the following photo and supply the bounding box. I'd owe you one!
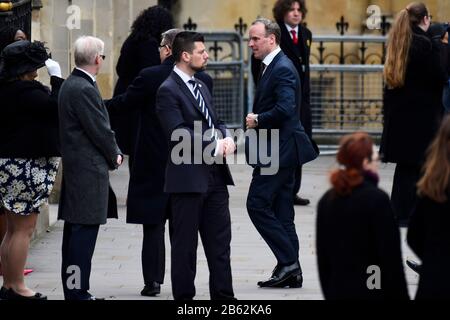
[71,68,96,88]
[254,51,284,105]
[171,71,214,125]
[196,77,218,123]
[279,22,299,58]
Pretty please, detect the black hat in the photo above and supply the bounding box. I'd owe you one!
[0,40,49,80]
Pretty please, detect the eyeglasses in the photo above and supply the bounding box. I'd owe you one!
[99,54,106,60]
[158,44,170,51]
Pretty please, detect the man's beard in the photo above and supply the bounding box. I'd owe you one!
[191,64,207,73]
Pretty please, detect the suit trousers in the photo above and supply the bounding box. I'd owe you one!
[293,165,303,196]
[142,223,166,285]
[170,165,234,301]
[61,222,100,300]
[247,166,301,268]
[391,163,422,226]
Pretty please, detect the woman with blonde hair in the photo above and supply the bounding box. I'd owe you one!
[380,2,448,227]
[407,115,450,299]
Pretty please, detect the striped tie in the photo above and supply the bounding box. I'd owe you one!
[188,80,219,140]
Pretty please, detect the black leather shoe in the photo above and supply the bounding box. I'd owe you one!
[141,282,161,297]
[406,260,421,274]
[258,262,301,288]
[273,273,303,288]
[294,196,310,206]
[6,288,47,300]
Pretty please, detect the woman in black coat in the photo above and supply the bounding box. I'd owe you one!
[407,115,450,300]
[380,2,448,226]
[0,40,63,300]
[111,5,173,162]
[317,132,409,300]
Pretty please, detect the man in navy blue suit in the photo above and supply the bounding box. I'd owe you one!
[246,18,318,289]
[156,32,236,301]
[106,29,212,298]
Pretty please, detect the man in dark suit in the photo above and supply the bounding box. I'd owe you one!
[156,31,236,301]
[106,28,213,297]
[246,18,318,289]
[252,0,315,206]
[58,36,123,300]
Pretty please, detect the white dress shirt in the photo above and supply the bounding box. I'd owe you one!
[262,46,282,75]
[285,24,299,40]
[75,67,96,83]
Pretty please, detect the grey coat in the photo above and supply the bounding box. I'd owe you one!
[58,68,122,225]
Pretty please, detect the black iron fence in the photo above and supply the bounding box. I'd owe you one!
[0,0,32,38]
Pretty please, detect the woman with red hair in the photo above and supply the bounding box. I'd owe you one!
[316,132,409,300]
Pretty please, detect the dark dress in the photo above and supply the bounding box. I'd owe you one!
[380,26,448,223]
[110,36,160,157]
[407,195,450,300]
[316,175,410,300]
[0,76,63,215]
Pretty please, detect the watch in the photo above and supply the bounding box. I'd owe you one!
[254,115,259,126]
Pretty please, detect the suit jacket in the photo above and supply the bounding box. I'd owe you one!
[58,68,122,225]
[156,71,234,193]
[252,22,313,138]
[247,51,318,168]
[106,56,213,224]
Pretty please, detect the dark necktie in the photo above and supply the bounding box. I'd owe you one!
[258,62,267,81]
[188,79,219,140]
[291,30,299,45]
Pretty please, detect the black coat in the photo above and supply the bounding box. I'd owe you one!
[156,71,234,193]
[106,56,213,224]
[380,26,448,165]
[110,37,161,155]
[407,195,450,300]
[317,177,409,300]
[252,22,313,138]
[0,76,63,158]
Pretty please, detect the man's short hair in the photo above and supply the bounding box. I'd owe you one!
[161,28,183,48]
[74,36,104,67]
[252,18,281,45]
[172,31,205,62]
[273,0,308,23]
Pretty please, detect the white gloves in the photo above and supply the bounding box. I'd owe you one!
[45,58,62,78]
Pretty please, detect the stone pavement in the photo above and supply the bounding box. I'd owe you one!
[13,155,419,300]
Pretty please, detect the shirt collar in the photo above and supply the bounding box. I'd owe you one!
[174,65,195,85]
[285,24,299,35]
[262,46,282,68]
[75,67,96,83]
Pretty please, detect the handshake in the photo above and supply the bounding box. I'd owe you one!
[217,137,236,158]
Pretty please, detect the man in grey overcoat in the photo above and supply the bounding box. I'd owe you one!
[58,36,123,300]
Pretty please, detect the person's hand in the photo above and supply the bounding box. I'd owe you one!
[45,58,62,78]
[443,31,449,44]
[246,113,258,129]
[117,155,123,166]
[223,137,236,157]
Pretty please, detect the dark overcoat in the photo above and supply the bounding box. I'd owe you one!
[58,69,121,225]
[317,177,410,300]
[380,26,448,165]
[407,195,450,300]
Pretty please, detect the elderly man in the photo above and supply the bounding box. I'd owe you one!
[58,36,123,300]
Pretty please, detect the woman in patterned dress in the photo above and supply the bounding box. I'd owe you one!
[0,40,63,300]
